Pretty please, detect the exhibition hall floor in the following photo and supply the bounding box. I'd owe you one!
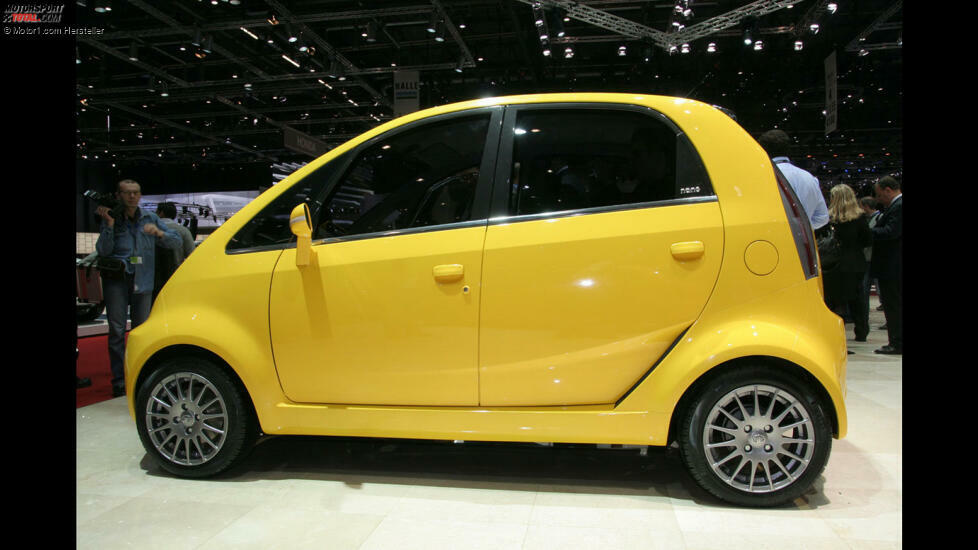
[76,301,902,549]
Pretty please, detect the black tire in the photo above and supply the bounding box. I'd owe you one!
[135,357,258,478]
[678,365,832,507]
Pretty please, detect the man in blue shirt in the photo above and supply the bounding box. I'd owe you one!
[757,130,829,230]
[95,179,181,397]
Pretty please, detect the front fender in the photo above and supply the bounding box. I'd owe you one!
[125,296,285,427]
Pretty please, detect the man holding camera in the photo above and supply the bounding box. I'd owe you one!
[95,179,181,397]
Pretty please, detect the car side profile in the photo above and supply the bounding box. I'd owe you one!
[125,93,847,507]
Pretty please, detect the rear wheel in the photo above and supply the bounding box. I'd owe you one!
[678,366,832,507]
[135,357,257,478]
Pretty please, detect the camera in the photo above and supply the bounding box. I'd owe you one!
[83,190,126,221]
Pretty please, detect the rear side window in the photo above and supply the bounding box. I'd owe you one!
[506,109,711,217]
[314,114,491,239]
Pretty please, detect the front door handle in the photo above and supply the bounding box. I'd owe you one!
[671,241,705,261]
[433,264,464,283]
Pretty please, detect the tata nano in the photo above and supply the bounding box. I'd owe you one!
[125,93,847,507]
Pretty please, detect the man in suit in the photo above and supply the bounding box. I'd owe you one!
[870,176,902,354]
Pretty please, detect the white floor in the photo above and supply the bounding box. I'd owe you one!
[76,301,901,549]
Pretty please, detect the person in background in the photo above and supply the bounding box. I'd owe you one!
[870,176,903,355]
[154,202,196,300]
[859,197,883,317]
[822,184,872,343]
[757,129,829,230]
[96,179,181,397]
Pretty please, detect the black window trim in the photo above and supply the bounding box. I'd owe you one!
[226,105,504,255]
[488,102,717,223]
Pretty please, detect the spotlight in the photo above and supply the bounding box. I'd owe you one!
[810,23,820,34]
[434,25,445,42]
[128,41,139,61]
[287,24,298,43]
[564,46,574,59]
[192,27,202,47]
[753,40,764,51]
[93,0,111,13]
[365,21,377,42]
[427,13,438,33]
[267,13,279,25]
[618,44,627,56]
[707,42,717,53]
[240,27,259,40]
[794,40,804,51]
[160,82,169,97]
[681,43,690,54]
[827,3,838,14]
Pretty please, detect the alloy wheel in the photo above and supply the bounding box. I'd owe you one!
[701,384,816,494]
[144,372,229,466]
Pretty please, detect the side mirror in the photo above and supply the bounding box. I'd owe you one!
[289,203,312,266]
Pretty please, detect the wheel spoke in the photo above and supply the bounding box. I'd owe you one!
[778,448,810,464]
[717,407,742,427]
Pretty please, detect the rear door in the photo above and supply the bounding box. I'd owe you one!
[478,103,724,406]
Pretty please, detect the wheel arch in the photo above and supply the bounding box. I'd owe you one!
[666,355,839,445]
[136,344,262,434]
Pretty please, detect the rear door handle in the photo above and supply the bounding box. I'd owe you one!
[671,241,705,261]
[433,264,464,283]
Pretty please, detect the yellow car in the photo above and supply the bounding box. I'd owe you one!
[126,93,846,507]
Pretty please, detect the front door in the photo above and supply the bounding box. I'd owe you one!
[269,110,499,405]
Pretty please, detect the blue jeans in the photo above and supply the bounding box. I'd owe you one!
[102,273,152,388]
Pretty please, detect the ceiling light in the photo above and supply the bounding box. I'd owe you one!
[192,28,202,47]
[564,46,574,58]
[753,40,764,51]
[810,23,820,34]
[267,13,279,25]
[94,0,111,13]
[827,3,838,14]
[794,40,804,51]
[681,43,690,54]
[282,54,300,68]
[707,42,717,53]
[287,25,298,43]
[427,13,438,33]
[128,41,139,61]
[240,27,259,40]
[159,82,169,97]
[618,44,627,56]
[542,48,551,56]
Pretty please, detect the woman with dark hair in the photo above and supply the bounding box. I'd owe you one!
[823,184,873,342]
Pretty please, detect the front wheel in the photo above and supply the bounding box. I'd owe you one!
[678,366,832,507]
[135,357,257,478]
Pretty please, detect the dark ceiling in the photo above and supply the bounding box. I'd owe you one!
[73,0,903,190]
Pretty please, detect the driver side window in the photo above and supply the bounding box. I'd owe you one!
[314,114,490,239]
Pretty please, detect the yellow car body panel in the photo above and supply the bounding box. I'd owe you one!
[479,201,722,406]
[269,226,485,406]
[126,92,847,448]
